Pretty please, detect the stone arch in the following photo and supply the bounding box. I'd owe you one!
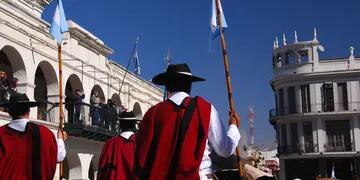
[65,74,83,123]
[90,85,105,101]
[65,74,83,97]
[133,102,143,119]
[111,93,122,106]
[34,61,58,120]
[0,45,27,84]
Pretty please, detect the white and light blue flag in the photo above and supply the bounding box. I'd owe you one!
[50,0,68,44]
[132,37,141,76]
[210,0,228,38]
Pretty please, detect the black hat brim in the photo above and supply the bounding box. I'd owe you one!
[152,72,206,85]
[118,117,141,121]
[0,101,44,108]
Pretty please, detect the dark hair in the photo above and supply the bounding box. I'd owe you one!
[9,106,30,119]
[121,120,136,131]
[165,77,192,94]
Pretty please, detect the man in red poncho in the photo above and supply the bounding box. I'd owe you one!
[135,63,241,180]
[0,93,67,180]
[97,111,139,180]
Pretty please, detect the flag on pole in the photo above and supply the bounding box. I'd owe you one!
[210,0,228,39]
[50,0,68,44]
[132,37,141,76]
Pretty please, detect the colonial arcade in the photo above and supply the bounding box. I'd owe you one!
[0,0,163,179]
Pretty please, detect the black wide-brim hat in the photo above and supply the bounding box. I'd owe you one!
[119,111,141,121]
[0,93,43,108]
[152,63,206,85]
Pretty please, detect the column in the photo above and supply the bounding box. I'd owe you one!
[353,115,360,151]
[333,82,339,111]
[47,94,60,123]
[316,118,325,152]
[78,153,94,180]
[298,120,305,152]
[311,83,322,112]
[280,159,286,180]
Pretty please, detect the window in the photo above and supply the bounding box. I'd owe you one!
[290,123,299,153]
[285,52,296,65]
[303,122,314,153]
[301,85,311,113]
[288,87,297,114]
[299,50,309,63]
[322,83,334,112]
[325,120,352,152]
[337,83,348,111]
[278,89,284,115]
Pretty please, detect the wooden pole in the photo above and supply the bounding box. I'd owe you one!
[58,43,64,180]
[214,0,244,177]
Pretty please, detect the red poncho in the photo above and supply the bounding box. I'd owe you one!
[135,97,211,180]
[0,123,58,180]
[97,134,136,180]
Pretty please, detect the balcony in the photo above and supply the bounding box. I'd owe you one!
[278,144,319,155]
[324,141,354,152]
[38,101,131,141]
[269,101,360,118]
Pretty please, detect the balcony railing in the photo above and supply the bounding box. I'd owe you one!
[39,101,132,141]
[324,141,354,152]
[278,144,319,155]
[269,101,360,118]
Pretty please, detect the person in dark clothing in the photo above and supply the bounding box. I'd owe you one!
[73,89,85,123]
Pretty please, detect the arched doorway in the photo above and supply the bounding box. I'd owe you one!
[65,74,83,124]
[34,61,58,121]
[111,93,122,106]
[90,85,105,100]
[0,46,26,107]
[133,102,143,119]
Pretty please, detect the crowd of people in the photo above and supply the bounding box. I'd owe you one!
[0,63,242,180]
[65,89,129,132]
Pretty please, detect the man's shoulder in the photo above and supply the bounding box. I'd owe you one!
[193,96,211,107]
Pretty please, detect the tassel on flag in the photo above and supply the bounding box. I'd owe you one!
[210,0,228,39]
[50,0,68,44]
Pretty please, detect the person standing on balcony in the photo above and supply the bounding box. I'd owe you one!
[134,63,241,180]
[73,89,85,124]
[97,111,139,180]
[0,93,67,179]
[90,92,100,126]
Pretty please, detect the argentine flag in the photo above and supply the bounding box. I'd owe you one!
[210,0,228,39]
[50,0,68,44]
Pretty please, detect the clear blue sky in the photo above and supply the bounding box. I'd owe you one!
[42,0,360,147]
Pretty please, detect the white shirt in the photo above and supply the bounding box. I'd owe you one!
[120,131,134,140]
[8,119,67,162]
[169,92,241,180]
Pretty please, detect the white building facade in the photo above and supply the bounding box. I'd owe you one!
[0,0,163,179]
[269,30,360,179]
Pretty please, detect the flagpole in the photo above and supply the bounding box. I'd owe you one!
[57,43,64,180]
[214,0,244,177]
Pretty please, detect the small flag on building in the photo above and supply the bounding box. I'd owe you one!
[210,0,228,39]
[132,37,141,76]
[50,0,68,44]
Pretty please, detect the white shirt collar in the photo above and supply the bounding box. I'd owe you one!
[120,131,134,139]
[169,92,190,106]
[8,118,29,132]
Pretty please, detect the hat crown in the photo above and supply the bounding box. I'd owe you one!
[166,63,192,75]
[9,93,30,103]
